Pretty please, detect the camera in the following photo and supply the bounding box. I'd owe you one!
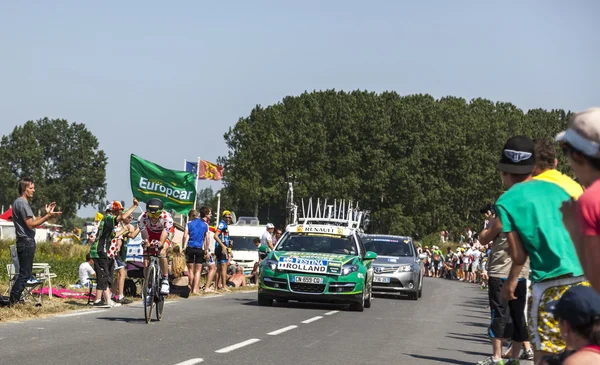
[479,204,496,215]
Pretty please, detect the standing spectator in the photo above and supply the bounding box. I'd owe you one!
[478,208,533,364]
[183,207,210,294]
[202,208,218,293]
[111,214,138,304]
[532,138,584,199]
[543,285,600,365]
[432,246,442,278]
[495,136,586,363]
[9,177,62,306]
[555,108,600,293]
[214,210,233,292]
[272,228,283,246]
[90,199,138,307]
[262,223,275,250]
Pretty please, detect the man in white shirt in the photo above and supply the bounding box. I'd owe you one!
[261,223,275,250]
[79,253,95,287]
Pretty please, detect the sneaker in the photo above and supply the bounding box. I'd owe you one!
[477,357,505,365]
[505,360,520,365]
[92,301,109,308]
[116,297,133,305]
[27,277,40,285]
[160,279,170,295]
[107,301,121,308]
[519,349,534,361]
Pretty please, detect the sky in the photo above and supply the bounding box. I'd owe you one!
[1,1,598,218]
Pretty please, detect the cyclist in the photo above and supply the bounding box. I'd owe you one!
[138,198,174,295]
[214,210,233,291]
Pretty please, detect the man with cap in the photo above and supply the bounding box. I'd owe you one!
[545,285,600,365]
[262,223,275,250]
[556,107,600,294]
[494,136,587,363]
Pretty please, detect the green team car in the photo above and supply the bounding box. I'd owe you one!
[258,200,376,312]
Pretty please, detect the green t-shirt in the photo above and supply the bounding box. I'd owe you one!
[90,215,117,259]
[496,180,583,282]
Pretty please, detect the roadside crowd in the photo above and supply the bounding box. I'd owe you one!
[451,108,600,365]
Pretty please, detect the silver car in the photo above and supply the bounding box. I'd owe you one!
[361,234,425,300]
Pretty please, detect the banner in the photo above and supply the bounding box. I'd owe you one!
[199,159,224,181]
[130,154,197,214]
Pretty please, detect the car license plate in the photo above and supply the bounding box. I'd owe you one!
[373,276,390,283]
[293,276,323,284]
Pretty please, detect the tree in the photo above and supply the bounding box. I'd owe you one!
[219,90,573,237]
[0,118,108,222]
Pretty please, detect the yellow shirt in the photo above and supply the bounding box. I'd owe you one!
[533,169,584,200]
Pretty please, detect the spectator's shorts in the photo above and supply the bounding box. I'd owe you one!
[528,275,589,353]
[214,244,229,264]
[185,247,206,265]
[93,258,114,291]
[114,256,125,270]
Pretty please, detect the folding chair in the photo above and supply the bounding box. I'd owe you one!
[9,245,44,306]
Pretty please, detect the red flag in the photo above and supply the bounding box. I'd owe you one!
[199,159,224,181]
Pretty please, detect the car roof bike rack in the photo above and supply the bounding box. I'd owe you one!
[292,198,363,230]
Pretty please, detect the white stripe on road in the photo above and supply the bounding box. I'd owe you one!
[267,325,298,335]
[324,310,339,316]
[58,310,107,317]
[173,359,204,365]
[301,316,323,324]
[215,338,261,353]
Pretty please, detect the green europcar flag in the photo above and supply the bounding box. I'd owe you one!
[130,154,197,214]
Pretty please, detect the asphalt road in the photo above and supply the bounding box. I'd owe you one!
[0,278,533,365]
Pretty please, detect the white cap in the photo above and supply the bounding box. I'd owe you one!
[555,107,600,159]
[266,223,275,229]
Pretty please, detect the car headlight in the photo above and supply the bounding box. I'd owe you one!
[341,264,359,276]
[397,265,414,272]
[262,259,278,271]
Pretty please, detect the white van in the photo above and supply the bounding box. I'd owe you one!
[228,216,266,275]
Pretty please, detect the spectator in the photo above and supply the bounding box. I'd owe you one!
[262,223,275,250]
[168,245,190,298]
[214,210,233,292]
[532,138,584,199]
[432,246,442,278]
[478,207,532,364]
[555,108,600,293]
[495,136,586,363]
[9,177,62,306]
[226,266,247,288]
[201,207,217,293]
[111,214,138,304]
[273,228,283,246]
[183,207,210,294]
[542,285,600,365]
[78,253,95,288]
[90,199,138,307]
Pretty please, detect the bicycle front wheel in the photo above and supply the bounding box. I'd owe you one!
[143,264,156,323]
[155,294,164,321]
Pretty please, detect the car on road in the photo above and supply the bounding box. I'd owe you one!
[258,223,377,311]
[361,234,425,300]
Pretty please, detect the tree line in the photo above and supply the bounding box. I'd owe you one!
[218,90,573,239]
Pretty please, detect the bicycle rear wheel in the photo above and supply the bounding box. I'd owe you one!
[143,264,156,323]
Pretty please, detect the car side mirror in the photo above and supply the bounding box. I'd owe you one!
[418,253,428,260]
[364,251,377,260]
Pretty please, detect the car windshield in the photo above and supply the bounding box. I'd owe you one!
[229,236,259,251]
[276,233,357,255]
[363,238,414,257]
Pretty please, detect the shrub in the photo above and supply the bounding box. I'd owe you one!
[0,240,89,285]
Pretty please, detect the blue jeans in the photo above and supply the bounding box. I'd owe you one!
[10,238,36,300]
